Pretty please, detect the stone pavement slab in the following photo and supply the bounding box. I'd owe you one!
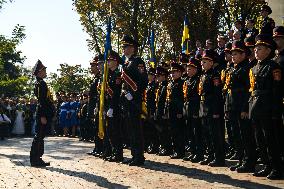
[0,137,283,189]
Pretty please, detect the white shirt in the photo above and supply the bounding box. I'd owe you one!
[0,114,11,124]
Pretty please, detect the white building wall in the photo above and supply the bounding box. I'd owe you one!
[266,0,284,26]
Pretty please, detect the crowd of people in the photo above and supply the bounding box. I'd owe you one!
[1,4,283,180]
[0,97,39,138]
[79,4,284,180]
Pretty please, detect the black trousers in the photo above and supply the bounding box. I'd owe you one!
[30,115,49,162]
[157,117,171,152]
[170,116,185,156]
[144,116,159,150]
[93,117,104,153]
[201,116,224,162]
[253,118,281,170]
[108,114,123,158]
[225,116,234,151]
[239,118,256,166]
[189,117,203,157]
[230,113,244,159]
[126,104,144,161]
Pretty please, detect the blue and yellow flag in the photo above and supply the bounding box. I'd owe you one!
[98,14,112,140]
[149,29,156,68]
[181,15,190,55]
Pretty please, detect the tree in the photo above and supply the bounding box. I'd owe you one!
[0,0,13,10]
[218,0,266,31]
[0,24,31,97]
[72,0,157,56]
[48,63,91,93]
[73,0,266,62]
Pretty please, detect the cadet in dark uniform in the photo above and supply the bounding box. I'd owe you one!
[273,26,284,68]
[221,42,235,159]
[167,63,185,159]
[87,55,104,156]
[145,67,158,154]
[30,60,54,167]
[226,41,256,173]
[244,36,257,68]
[250,34,282,179]
[183,57,203,162]
[179,53,190,81]
[120,35,148,166]
[199,50,225,167]
[105,50,123,162]
[273,26,284,161]
[155,65,171,156]
[259,5,275,36]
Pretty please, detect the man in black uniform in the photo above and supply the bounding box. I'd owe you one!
[199,50,225,167]
[105,50,123,162]
[259,5,275,36]
[120,35,148,166]
[183,57,202,162]
[221,42,235,159]
[87,55,104,156]
[244,36,257,69]
[273,26,284,162]
[167,63,185,159]
[155,65,171,156]
[226,40,256,173]
[30,60,54,167]
[145,67,158,154]
[250,34,282,179]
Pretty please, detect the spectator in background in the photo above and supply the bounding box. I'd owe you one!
[0,105,11,140]
[195,40,203,56]
[245,19,259,39]
[233,30,242,41]
[234,20,245,40]
[227,30,234,43]
[205,39,214,50]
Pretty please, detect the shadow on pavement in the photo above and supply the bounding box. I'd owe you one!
[44,166,130,189]
[142,160,282,189]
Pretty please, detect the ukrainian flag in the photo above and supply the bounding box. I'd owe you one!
[98,14,112,140]
[181,15,190,55]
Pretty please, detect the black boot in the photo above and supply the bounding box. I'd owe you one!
[253,166,271,177]
[267,169,282,180]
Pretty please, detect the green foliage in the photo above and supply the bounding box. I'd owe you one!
[0,24,29,97]
[0,76,30,97]
[48,63,92,93]
[73,0,266,61]
[219,0,266,32]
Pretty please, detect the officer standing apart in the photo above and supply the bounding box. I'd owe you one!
[30,60,54,167]
[121,35,148,166]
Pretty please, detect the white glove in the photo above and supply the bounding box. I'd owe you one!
[107,108,113,117]
[125,93,133,101]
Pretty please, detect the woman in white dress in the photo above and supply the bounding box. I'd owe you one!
[12,105,25,135]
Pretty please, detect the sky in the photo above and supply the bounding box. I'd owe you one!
[0,0,93,73]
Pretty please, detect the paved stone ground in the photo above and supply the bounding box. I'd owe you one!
[0,137,283,189]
